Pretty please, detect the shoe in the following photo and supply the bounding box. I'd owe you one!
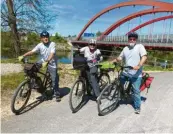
[56,95,61,102]
[134,109,140,114]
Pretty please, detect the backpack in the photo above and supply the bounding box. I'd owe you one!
[140,72,154,93]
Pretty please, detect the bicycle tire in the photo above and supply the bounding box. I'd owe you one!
[98,73,110,92]
[97,79,120,116]
[11,80,31,114]
[69,79,86,113]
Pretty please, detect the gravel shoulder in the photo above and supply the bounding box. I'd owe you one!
[1,63,23,76]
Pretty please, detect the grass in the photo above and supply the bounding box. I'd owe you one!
[1,65,79,94]
[1,56,38,63]
[143,65,173,71]
[1,72,25,92]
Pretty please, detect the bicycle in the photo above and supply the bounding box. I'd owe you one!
[69,64,112,113]
[11,58,53,114]
[97,63,135,116]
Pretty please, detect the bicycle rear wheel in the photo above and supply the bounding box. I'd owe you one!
[11,80,31,114]
[97,79,120,116]
[69,79,86,113]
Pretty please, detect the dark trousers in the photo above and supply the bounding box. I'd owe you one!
[85,66,100,97]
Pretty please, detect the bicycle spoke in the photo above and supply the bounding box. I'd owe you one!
[97,83,120,116]
[69,79,86,113]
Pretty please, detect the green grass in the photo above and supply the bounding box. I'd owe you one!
[1,56,38,63]
[1,72,25,92]
[1,67,79,94]
[143,65,173,71]
[99,61,173,71]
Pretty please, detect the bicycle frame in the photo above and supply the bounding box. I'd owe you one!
[23,60,52,92]
[113,63,133,97]
[37,68,52,90]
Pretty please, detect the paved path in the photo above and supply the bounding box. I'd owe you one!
[1,72,173,133]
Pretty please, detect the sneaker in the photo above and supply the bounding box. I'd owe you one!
[134,109,140,114]
[56,95,61,102]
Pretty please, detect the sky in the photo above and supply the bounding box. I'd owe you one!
[47,0,173,37]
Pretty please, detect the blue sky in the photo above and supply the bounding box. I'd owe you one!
[48,0,173,37]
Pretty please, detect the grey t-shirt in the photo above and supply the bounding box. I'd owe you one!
[119,44,147,77]
[32,42,57,68]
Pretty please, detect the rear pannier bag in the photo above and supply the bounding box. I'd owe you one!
[140,72,154,92]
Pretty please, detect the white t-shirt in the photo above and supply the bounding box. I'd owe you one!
[80,46,102,67]
[119,44,147,77]
[32,42,57,68]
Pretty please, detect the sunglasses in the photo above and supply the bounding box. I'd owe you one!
[89,43,96,46]
[129,38,136,41]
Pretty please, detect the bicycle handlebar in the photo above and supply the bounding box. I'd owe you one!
[21,57,43,69]
[113,62,133,70]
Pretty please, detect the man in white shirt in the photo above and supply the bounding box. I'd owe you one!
[79,39,103,99]
[112,32,147,114]
[18,30,61,102]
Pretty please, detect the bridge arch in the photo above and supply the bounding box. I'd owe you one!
[98,8,173,40]
[76,0,173,40]
[126,15,173,35]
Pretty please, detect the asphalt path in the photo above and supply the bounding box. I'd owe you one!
[1,72,173,133]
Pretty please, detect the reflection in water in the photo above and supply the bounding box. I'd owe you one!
[1,51,72,64]
[56,51,72,64]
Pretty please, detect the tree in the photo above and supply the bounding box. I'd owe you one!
[50,32,67,43]
[96,31,102,37]
[1,0,58,56]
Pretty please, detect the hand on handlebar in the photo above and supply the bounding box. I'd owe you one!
[42,61,48,68]
[133,65,141,70]
[18,56,24,62]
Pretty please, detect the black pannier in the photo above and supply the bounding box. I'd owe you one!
[24,63,39,76]
[73,55,87,70]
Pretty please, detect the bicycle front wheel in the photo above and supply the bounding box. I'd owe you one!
[97,80,120,116]
[11,80,31,114]
[98,73,110,92]
[69,79,86,113]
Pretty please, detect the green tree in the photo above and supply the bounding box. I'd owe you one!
[24,32,40,47]
[50,32,67,43]
[1,0,58,56]
[96,31,102,37]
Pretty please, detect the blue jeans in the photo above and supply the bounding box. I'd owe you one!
[37,60,59,95]
[120,74,142,110]
[48,66,60,96]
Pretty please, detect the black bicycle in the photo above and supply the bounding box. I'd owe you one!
[69,65,112,113]
[11,58,53,114]
[97,63,134,116]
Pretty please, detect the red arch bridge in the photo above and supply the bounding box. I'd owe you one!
[70,0,173,51]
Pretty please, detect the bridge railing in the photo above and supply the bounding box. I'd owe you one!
[76,34,173,45]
